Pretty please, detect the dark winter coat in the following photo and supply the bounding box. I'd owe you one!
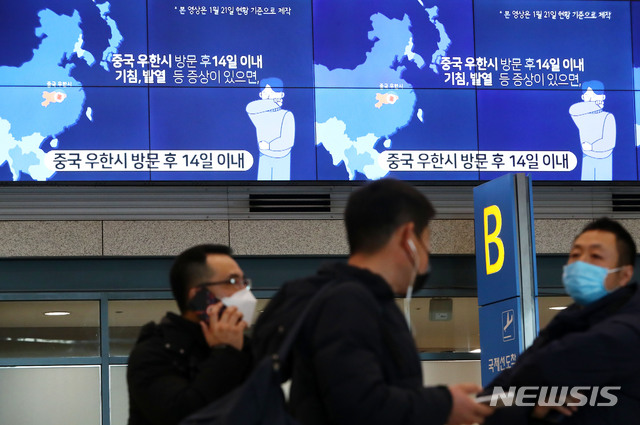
[484,282,640,424]
[127,312,252,425]
[252,262,453,425]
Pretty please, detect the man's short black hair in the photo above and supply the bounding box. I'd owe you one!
[579,217,636,267]
[170,244,233,313]
[344,178,436,255]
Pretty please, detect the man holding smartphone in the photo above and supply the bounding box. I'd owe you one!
[127,244,255,425]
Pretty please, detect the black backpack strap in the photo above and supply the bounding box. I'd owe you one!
[378,311,406,371]
[271,279,340,371]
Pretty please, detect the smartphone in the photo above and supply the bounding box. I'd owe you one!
[187,286,224,322]
[474,391,515,408]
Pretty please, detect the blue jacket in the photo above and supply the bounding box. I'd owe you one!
[484,282,640,424]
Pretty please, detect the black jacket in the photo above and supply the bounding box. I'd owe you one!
[484,282,640,424]
[127,312,252,425]
[252,262,453,425]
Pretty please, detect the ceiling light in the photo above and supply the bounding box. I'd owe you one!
[549,306,568,311]
[43,311,71,316]
[470,348,481,353]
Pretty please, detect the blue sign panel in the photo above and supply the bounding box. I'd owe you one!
[473,173,521,306]
[478,298,523,386]
[474,173,539,386]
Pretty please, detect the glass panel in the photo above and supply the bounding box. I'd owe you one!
[0,366,101,425]
[108,299,178,357]
[108,298,271,356]
[108,295,571,358]
[401,296,573,353]
[0,300,99,358]
[110,365,129,425]
[538,296,573,328]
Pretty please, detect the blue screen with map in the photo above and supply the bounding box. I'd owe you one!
[0,0,639,182]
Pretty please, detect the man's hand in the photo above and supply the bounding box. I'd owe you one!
[200,302,247,351]
[532,396,578,420]
[447,383,494,425]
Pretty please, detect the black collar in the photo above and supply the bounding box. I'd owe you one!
[543,282,638,339]
[317,262,396,301]
[160,312,208,350]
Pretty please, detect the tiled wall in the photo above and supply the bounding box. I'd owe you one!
[2,218,634,257]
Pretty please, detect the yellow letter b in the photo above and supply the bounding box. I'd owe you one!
[484,205,504,275]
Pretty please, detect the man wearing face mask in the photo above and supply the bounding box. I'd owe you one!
[127,244,255,425]
[482,217,640,424]
[252,178,494,425]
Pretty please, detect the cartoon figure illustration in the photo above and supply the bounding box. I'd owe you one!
[41,90,67,107]
[374,92,399,109]
[569,80,616,181]
[246,77,295,180]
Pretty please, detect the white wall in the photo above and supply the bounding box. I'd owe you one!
[422,360,482,387]
[0,366,101,425]
[107,361,482,425]
[110,365,129,425]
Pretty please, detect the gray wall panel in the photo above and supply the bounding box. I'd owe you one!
[229,220,349,255]
[0,221,102,257]
[534,219,589,254]
[430,220,475,255]
[102,221,230,256]
[3,217,640,258]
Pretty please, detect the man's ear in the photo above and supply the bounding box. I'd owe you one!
[186,286,198,300]
[619,265,634,287]
[395,222,415,250]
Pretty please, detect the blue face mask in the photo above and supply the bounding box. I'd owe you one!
[562,261,621,305]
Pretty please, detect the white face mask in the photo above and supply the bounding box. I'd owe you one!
[221,288,258,325]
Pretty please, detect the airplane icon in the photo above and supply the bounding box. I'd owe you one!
[502,309,515,342]
[503,311,513,332]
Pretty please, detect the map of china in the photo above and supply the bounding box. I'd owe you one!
[0,3,120,181]
[315,5,449,180]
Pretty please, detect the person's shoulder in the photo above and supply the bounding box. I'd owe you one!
[127,320,170,363]
[129,320,159,346]
[626,282,640,305]
[256,263,383,325]
[324,278,376,300]
[609,284,640,323]
[306,279,382,325]
[281,273,376,302]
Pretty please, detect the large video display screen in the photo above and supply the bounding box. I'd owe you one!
[1,0,639,182]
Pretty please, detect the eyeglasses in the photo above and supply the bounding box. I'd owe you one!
[198,277,252,289]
